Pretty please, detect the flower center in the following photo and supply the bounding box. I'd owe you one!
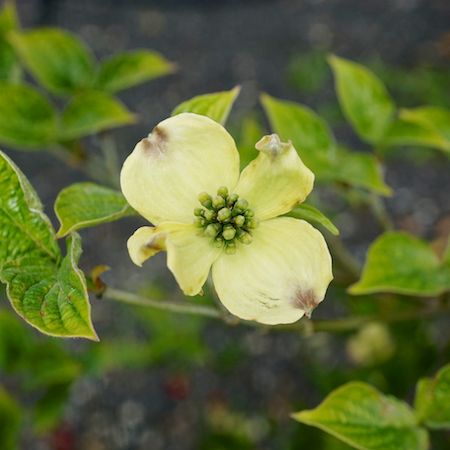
[193,186,257,254]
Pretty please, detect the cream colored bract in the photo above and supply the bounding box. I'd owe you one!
[120,113,333,325]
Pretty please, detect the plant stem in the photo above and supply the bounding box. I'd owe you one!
[368,193,394,231]
[98,132,121,188]
[102,287,450,334]
[103,287,222,318]
[327,235,361,283]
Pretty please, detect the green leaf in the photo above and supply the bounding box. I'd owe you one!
[381,118,448,152]
[59,90,135,140]
[293,382,429,450]
[261,93,335,163]
[0,1,18,34]
[331,146,392,196]
[0,1,20,82]
[96,50,175,93]
[236,115,266,169]
[0,151,97,339]
[397,106,450,153]
[349,232,450,296]
[288,204,339,235]
[55,182,135,237]
[33,382,72,433]
[261,94,390,195]
[172,86,240,125]
[9,27,95,94]
[414,363,450,429]
[0,39,20,82]
[0,385,22,450]
[328,55,395,144]
[0,83,57,149]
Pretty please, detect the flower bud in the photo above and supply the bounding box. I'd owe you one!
[234,198,248,212]
[193,217,206,227]
[198,192,212,208]
[217,207,232,222]
[238,231,252,245]
[222,225,236,241]
[227,193,239,206]
[205,223,221,237]
[225,241,236,254]
[246,218,258,229]
[212,195,226,209]
[233,215,245,227]
[203,209,216,221]
[217,186,228,198]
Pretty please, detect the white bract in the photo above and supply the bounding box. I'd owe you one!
[120,113,332,325]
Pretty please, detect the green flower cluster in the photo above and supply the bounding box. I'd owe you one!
[194,186,257,253]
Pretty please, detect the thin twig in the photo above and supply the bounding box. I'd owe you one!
[102,287,450,335]
[368,193,394,231]
[103,287,222,318]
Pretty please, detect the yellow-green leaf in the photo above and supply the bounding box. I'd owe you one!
[0,1,18,35]
[349,232,450,296]
[261,93,335,163]
[55,182,135,237]
[96,50,175,93]
[415,363,450,429]
[0,83,57,149]
[288,203,339,236]
[261,95,390,195]
[0,1,20,82]
[0,150,97,339]
[9,27,95,94]
[398,106,450,153]
[172,86,240,125]
[59,91,135,140]
[328,55,395,144]
[293,382,429,450]
[0,385,21,450]
[331,146,391,196]
[382,118,448,152]
[236,115,265,169]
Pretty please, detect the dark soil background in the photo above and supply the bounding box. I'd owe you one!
[3,1,450,449]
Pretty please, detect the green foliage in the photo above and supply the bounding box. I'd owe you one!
[0,1,17,34]
[0,386,22,450]
[287,204,339,236]
[0,151,96,339]
[288,50,330,94]
[55,182,134,237]
[349,232,450,296]
[0,10,173,150]
[96,50,175,93]
[235,115,265,168]
[370,60,450,108]
[172,86,241,124]
[328,55,395,144]
[261,93,391,195]
[0,1,20,82]
[381,118,449,152]
[415,364,450,429]
[0,309,84,434]
[59,90,135,140]
[9,27,95,95]
[399,106,450,153]
[293,382,429,450]
[332,146,391,196]
[261,93,335,162]
[0,83,57,149]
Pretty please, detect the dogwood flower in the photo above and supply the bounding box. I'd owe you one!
[120,113,332,325]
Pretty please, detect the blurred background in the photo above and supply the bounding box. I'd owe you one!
[1,0,449,449]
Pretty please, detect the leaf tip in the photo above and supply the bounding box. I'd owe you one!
[56,227,68,239]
